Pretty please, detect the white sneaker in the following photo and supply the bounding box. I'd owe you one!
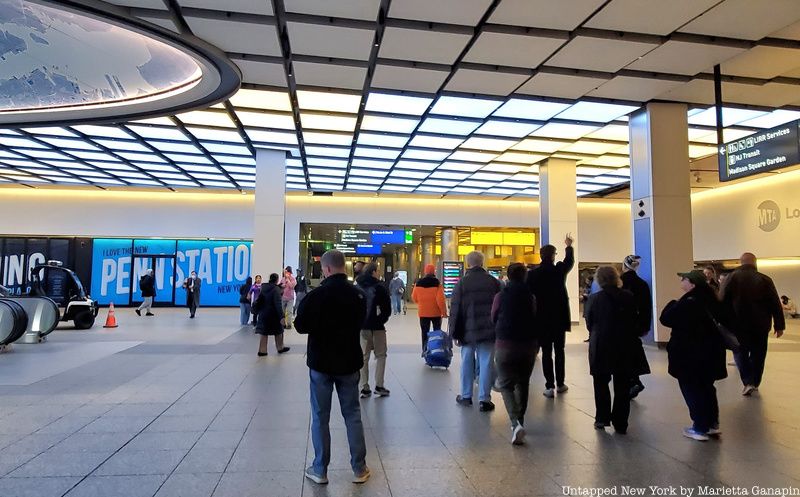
[556,384,569,393]
[543,388,555,398]
[742,385,756,396]
[707,426,722,436]
[352,467,371,484]
[511,424,526,445]
[305,467,328,484]
[682,427,710,441]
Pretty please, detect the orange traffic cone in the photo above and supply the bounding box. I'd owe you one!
[103,302,119,328]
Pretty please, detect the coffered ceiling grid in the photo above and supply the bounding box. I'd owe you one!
[3,0,800,196]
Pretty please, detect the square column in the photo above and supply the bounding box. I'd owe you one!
[252,149,287,275]
[539,158,579,321]
[629,102,693,343]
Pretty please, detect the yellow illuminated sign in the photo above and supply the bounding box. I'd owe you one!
[470,231,535,246]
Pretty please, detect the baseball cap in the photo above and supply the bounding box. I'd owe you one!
[677,269,705,286]
[623,255,641,271]
[424,264,436,275]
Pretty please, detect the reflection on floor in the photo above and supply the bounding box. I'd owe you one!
[0,307,798,496]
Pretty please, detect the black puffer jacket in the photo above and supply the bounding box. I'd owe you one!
[492,280,537,343]
[526,246,574,335]
[721,264,785,340]
[660,285,727,381]
[355,273,391,331]
[449,267,501,344]
[295,273,366,375]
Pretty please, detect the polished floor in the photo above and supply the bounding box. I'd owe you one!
[0,305,799,497]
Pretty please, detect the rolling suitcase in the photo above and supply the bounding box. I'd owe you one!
[424,329,452,369]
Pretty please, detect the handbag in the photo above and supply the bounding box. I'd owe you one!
[707,310,740,352]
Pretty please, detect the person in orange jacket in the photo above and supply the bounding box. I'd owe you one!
[412,264,448,353]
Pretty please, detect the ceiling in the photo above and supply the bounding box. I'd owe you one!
[2,0,800,198]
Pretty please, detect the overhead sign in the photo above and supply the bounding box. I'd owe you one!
[355,244,381,255]
[442,261,464,298]
[371,230,405,244]
[719,120,800,181]
[339,230,370,244]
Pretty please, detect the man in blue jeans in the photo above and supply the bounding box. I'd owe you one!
[294,250,370,485]
[449,251,501,412]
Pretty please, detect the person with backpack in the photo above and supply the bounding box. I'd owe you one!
[239,276,253,326]
[357,263,392,398]
[253,273,290,356]
[491,263,538,444]
[136,268,156,317]
[412,264,448,354]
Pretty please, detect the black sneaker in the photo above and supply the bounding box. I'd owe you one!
[135,309,141,316]
[145,313,154,316]
[374,386,390,397]
[277,347,290,354]
[594,421,610,430]
[456,395,472,406]
[629,384,645,399]
[479,401,495,412]
[360,387,372,398]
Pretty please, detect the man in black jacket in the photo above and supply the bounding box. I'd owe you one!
[356,262,392,398]
[620,255,652,398]
[295,250,371,485]
[526,234,574,398]
[450,251,501,412]
[721,252,785,396]
[136,269,155,317]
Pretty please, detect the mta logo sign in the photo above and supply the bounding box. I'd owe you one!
[757,200,781,232]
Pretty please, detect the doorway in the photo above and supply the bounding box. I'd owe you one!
[129,255,177,307]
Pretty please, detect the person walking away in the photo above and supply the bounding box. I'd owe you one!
[450,251,501,412]
[660,270,726,441]
[491,263,538,444]
[357,263,392,398]
[389,273,405,315]
[782,295,799,319]
[412,264,448,353]
[586,266,638,434]
[619,255,652,399]
[280,266,297,329]
[294,269,308,313]
[239,276,253,326]
[137,268,156,316]
[295,250,370,485]
[526,234,575,398]
[254,273,290,356]
[721,252,785,396]
[249,275,262,326]
[183,271,201,318]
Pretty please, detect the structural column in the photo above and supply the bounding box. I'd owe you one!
[512,246,526,262]
[539,157,579,321]
[408,241,420,288]
[629,102,693,343]
[440,228,458,262]
[253,149,287,275]
[421,236,435,269]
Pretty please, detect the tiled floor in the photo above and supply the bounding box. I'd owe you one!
[0,307,799,497]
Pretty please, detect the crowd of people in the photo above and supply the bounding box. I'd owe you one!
[278,243,788,485]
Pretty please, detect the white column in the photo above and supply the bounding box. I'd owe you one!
[539,157,579,321]
[629,102,693,343]
[252,149,287,275]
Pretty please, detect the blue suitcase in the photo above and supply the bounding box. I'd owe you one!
[425,329,452,369]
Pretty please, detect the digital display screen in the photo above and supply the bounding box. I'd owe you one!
[442,261,464,298]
